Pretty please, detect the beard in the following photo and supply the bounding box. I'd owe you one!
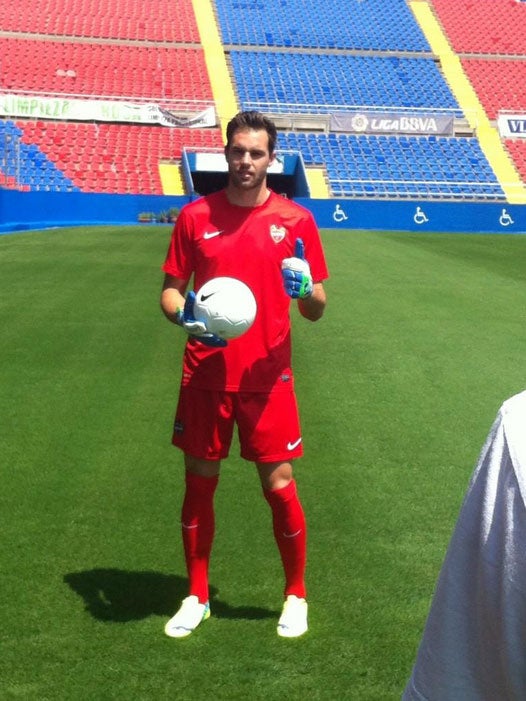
[228,165,267,192]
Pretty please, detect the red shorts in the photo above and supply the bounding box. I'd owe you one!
[172,386,303,463]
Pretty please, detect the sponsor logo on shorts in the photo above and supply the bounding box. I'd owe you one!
[287,437,302,451]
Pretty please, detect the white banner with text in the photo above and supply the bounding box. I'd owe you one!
[0,94,217,128]
[498,113,526,138]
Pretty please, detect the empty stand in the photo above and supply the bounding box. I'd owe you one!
[14,120,223,194]
[279,132,504,200]
[428,1,526,182]
[215,0,430,51]
[505,140,526,182]
[0,0,521,200]
[429,0,526,55]
[0,38,213,105]
[462,59,526,120]
[0,13,218,196]
[0,120,78,192]
[229,52,462,115]
[0,0,200,42]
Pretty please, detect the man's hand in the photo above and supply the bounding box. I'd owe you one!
[281,239,313,299]
[176,291,227,347]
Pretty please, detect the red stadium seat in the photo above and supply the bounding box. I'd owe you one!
[462,59,526,120]
[430,0,526,55]
[15,120,222,194]
[0,0,200,42]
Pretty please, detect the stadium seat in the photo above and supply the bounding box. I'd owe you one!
[429,0,526,55]
[462,59,526,120]
[1,0,523,198]
[230,52,462,116]
[215,0,430,51]
[278,132,505,200]
[504,140,526,182]
[13,120,223,195]
[0,38,213,104]
[0,0,200,42]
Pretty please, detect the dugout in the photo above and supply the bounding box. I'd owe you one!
[180,148,310,199]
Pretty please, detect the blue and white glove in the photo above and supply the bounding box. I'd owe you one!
[176,291,227,347]
[281,238,313,299]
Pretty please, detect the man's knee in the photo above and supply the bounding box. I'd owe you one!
[184,454,221,477]
[256,461,293,490]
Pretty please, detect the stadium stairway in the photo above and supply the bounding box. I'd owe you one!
[159,163,185,196]
[191,0,237,129]
[410,0,526,204]
[305,168,330,199]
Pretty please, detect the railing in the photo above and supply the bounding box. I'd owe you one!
[241,102,478,135]
[328,177,508,200]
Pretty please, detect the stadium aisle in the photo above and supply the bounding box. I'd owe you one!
[159,162,184,195]
[191,0,238,129]
[156,0,236,195]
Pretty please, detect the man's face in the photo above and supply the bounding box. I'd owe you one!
[225,128,275,192]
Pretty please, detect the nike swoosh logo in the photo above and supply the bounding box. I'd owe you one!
[203,230,223,239]
[283,529,302,538]
[287,438,302,451]
[200,292,216,302]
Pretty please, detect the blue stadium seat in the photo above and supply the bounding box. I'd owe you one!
[277,132,505,200]
[215,0,430,51]
[0,120,79,192]
[230,52,462,116]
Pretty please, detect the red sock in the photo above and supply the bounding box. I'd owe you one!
[181,471,218,604]
[264,479,307,599]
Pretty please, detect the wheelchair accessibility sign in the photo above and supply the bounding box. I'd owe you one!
[414,206,429,225]
[499,208,514,227]
[333,204,348,223]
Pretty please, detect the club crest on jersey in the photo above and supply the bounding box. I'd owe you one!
[270,224,287,243]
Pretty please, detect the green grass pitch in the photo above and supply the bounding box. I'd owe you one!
[1,224,526,699]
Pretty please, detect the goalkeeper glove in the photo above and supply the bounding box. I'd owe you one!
[281,238,313,299]
[176,291,227,347]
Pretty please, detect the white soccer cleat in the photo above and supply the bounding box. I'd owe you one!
[164,595,210,638]
[277,595,308,638]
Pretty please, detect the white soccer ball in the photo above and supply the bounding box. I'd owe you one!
[193,277,257,340]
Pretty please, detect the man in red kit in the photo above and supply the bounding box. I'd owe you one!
[160,110,328,638]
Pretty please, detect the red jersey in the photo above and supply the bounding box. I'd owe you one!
[162,190,329,392]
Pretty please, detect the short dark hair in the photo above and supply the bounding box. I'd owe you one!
[225,110,277,155]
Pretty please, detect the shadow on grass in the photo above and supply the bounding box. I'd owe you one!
[63,568,277,622]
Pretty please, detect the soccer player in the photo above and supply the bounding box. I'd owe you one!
[160,110,328,638]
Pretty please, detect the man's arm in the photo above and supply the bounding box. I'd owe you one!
[298,282,326,321]
[160,274,189,324]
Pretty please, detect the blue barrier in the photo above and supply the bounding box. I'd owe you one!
[311,198,526,234]
[1,189,525,234]
[0,190,184,233]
